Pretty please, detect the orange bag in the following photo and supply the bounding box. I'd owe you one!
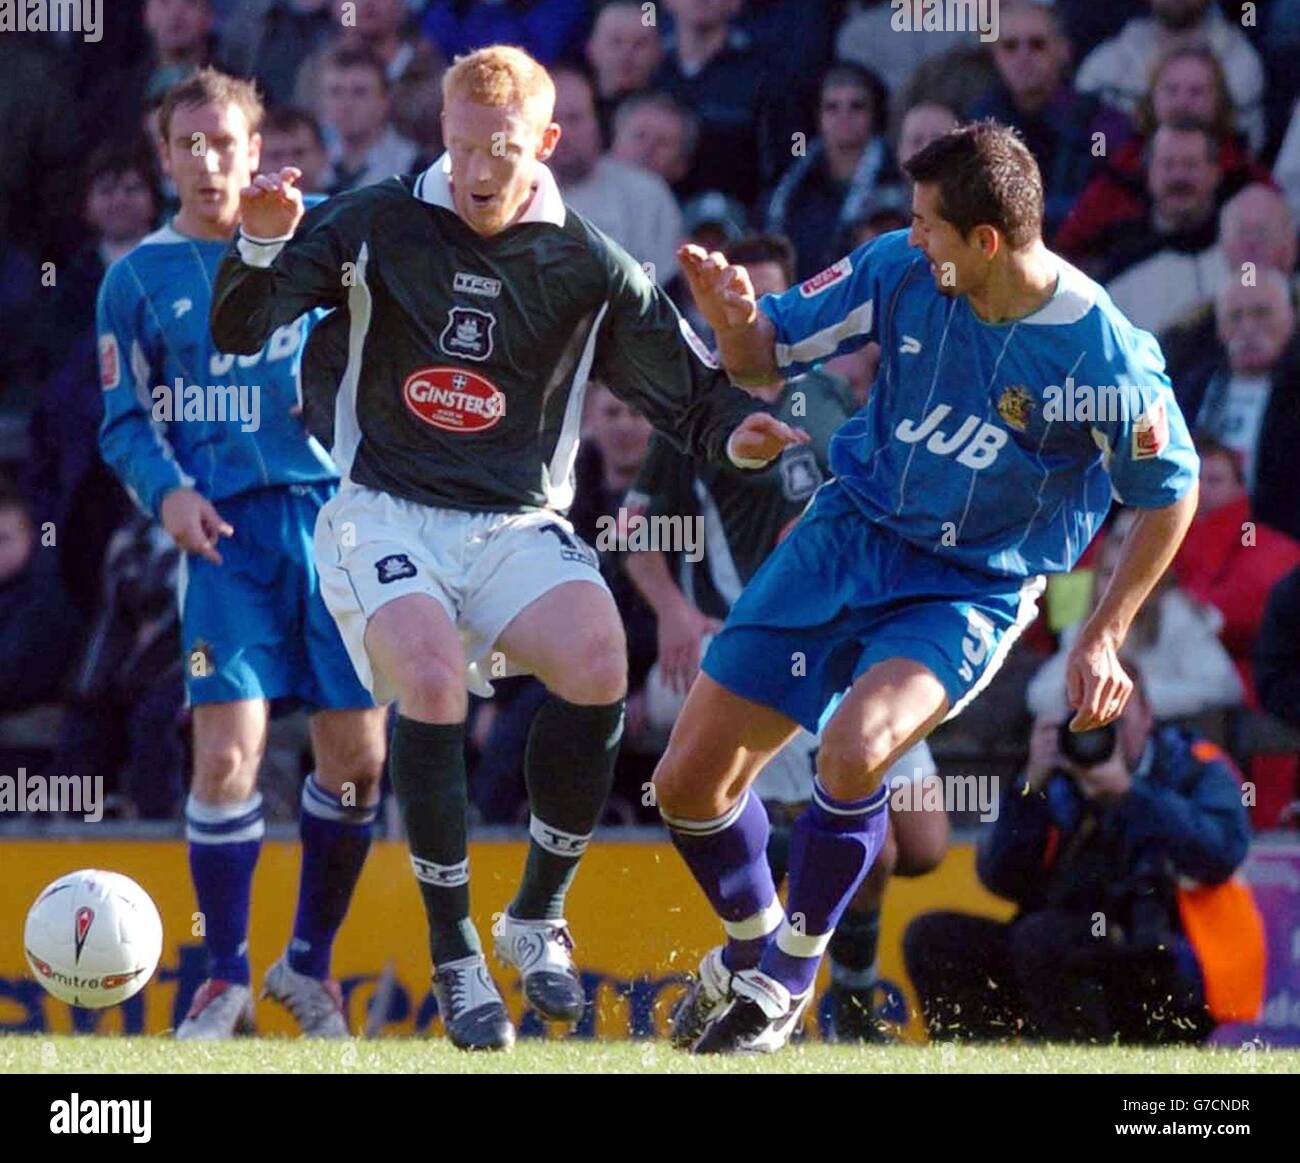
[1176,877,1267,1024]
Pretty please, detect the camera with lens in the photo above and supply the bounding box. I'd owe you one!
[1056,721,1118,767]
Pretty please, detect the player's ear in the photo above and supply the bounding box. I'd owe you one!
[972,224,999,261]
[248,131,263,174]
[537,121,561,161]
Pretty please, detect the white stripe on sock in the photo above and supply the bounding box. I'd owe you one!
[661,790,749,836]
[529,814,591,858]
[776,919,834,959]
[722,897,784,942]
[411,855,469,887]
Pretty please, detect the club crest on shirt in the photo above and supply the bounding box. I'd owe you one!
[375,553,418,584]
[439,307,496,362]
[996,384,1034,432]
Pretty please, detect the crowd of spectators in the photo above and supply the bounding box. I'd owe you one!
[1,0,1299,850]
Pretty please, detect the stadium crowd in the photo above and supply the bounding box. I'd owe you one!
[0,0,1298,1037]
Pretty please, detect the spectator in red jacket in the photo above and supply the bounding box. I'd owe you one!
[1055,44,1271,269]
[1174,436,1300,705]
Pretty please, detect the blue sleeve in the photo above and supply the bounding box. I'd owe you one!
[759,229,909,378]
[96,261,192,519]
[975,777,1055,906]
[1122,749,1250,885]
[1086,324,1199,508]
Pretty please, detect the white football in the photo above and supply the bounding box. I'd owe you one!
[24,870,163,1009]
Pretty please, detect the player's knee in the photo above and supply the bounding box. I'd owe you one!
[191,738,258,799]
[546,635,627,705]
[815,730,899,799]
[315,738,385,799]
[390,654,467,721]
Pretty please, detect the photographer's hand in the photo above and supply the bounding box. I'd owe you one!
[1071,750,1133,802]
[1023,718,1062,792]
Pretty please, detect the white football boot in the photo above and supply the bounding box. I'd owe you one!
[175,980,255,1040]
[433,954,516,1051]
[262,957,350,1037]
[494,913,586,1023]
[669,945,734,1049]
[692,968,812,1054]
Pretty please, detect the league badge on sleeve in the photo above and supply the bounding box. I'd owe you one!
[99,334,121,390]
[1132,399,1169,460]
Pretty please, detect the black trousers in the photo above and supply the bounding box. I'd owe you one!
[903,909,1215,1044]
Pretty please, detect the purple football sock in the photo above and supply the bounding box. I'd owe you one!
[290,775,376,979]
[186,792,265,986]
[760,779,889,997]
[664,791,782,971]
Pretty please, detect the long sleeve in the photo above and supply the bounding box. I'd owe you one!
[976,778,1056,906]
[592,247,759,465]
[96,261,193,518]
[211,194,357,356]
[1122,737,1250,885]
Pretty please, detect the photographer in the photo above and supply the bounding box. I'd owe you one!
[904,664,1260,1044]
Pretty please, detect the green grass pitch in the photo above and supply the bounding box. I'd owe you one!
[3,1037,1297,1074]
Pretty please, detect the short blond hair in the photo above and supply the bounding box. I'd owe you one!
[442,45,556,127]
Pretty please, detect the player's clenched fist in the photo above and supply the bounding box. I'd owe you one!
[161,487,235,565]
[727,411,810,467]
[677,243,759,332]
[239,166,305,239]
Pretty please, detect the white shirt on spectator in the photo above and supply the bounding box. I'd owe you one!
[1273,98,1300,228]
[1206,373,1271,488]
[561,156,683,284]
[329,125,419,192]
[1106,244,1222,335]
[1027,588,1244,722]
[1076,11,1265,153]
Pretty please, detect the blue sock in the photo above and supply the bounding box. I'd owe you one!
[760,780,889,997]
[289,774,377,979]
[186,792,264,986]
[663,791,783,971]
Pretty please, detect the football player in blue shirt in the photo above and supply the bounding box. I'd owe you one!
[652,121,1201,1053]
[98,70,389,1038]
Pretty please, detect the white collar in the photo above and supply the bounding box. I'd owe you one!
[414,151,566,228]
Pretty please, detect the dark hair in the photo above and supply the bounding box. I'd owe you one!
[821,61,887,133]
[725,234,797,289]
[902,119,1043,248]
[1193,434,1245,484]
[261,107,326,149]
[159,67,265,142]
[0,474,29,519]
[322,43,390,92]
[84,139,162,207]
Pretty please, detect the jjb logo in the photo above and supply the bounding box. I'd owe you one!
[440,307,496,362]
[895,404,1008,469]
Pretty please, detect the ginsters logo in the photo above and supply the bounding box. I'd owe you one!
[403,367,506,432]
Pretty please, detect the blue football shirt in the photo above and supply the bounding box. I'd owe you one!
[760,230,1198,578]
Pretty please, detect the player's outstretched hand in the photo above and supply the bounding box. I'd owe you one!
[161,487,234,566]
[728,412,810,467]
[678,244,759,332]
[240,166,305,240]
[1064,629,1133,731]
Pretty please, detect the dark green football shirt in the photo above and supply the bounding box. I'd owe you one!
[211,157,759,513]
[626,369,855,619]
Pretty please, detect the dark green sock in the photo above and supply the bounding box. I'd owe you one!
[510,696,624,920]
[829,906,882,989]
[389,716,480,966]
